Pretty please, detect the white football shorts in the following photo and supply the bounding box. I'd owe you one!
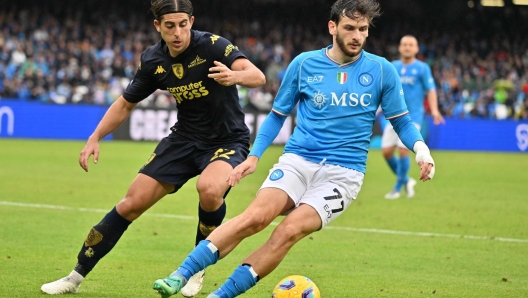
[381,122,421,149]
[260,153,364,228]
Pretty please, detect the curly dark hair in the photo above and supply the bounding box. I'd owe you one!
[150,0,193,21]
[330,0,381,25]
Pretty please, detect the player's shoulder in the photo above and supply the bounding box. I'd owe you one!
[192,29,229,47]
[414,59,431,70]
[391,59,402,67]
[362,51,394,69]
[139,40,166,70]
[293,49,323,62]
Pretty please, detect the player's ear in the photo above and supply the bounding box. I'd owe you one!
[154,19,161,33]
[328,20,337,35]
[189,15,194,28]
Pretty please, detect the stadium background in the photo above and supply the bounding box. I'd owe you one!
[1,1,528,297]
[0,0,528,152]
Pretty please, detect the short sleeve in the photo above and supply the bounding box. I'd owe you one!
[271,57,301,116]
[123,53,158,103]
[422,63,436,92]
[380,60,409,119]
[206,34,247,68]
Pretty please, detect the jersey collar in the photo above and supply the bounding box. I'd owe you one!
[324,45,363,68]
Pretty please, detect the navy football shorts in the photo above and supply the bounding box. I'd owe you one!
[139,133,249,193]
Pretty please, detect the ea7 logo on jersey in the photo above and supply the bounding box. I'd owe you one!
[307,76,324,83]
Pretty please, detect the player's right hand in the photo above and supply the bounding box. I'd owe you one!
[79,137,100,172]
[227,156,259,186]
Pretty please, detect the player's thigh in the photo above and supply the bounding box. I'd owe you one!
[381,123,399,149]
[117,173,174,221]
[301,166,364,228]
[139,134,201,193]
[196,140,250,198]
[241,188,295,225]
[274,203,323,240]
[259,153,319,214]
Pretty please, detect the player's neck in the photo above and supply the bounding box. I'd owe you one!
[328,47,361,65]
[401,57,416,65]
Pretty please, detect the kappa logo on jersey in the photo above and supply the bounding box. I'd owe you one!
[312,90,328,108]
[337,72,348,84]
[224,44,239,57]
[210,34,220,44]
[172,63,184,79]
[269,169,284,181]
[154,65,166,75]
[358,72,373,87]
[188,55,207,68]
[167,81,210,104]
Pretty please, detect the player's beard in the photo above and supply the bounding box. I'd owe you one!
[336,31,364,58]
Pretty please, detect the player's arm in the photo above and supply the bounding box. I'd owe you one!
[79,96,137,172]
[382,60,435,181]
[207,35,265,88]
[423,65,445,125]
[79,53,156,172]
[227,56,302,186]
[208,58,265,88]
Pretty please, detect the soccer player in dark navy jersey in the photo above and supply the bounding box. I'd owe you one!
[41,0,265,296]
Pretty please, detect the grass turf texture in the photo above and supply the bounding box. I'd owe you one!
[0,139,527,297]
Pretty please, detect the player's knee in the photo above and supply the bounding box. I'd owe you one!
[271,223,303,249]
[237,212,270,235]
[116,196,143,221]
[197,184,224,209]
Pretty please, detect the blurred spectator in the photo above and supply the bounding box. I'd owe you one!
[0,0,528,120]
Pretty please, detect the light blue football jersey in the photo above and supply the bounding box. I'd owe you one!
[272,47,409,173]
[392,59,436,124]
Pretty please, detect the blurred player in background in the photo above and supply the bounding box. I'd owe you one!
[151,1,436,297]
[382,35,444,199]
[41,0,265,295]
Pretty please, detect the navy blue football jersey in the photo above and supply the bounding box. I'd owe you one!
[124,30,250,144]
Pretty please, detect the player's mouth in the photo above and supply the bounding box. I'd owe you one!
[172,40,182,47]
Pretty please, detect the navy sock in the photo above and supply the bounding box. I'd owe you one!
[173,240,219,281]
[195,201,226,245]
[75,207,131,277]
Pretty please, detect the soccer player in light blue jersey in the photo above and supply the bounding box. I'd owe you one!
[382,35,445,199]
[152,1,436,297]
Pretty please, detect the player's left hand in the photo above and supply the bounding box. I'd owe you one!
[208,61,239,86]
[432,111,445,125]
[418,161,434,182]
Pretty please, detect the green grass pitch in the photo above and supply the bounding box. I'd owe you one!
[0,139,527,297]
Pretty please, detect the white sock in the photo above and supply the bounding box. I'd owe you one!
[67,270,84,285]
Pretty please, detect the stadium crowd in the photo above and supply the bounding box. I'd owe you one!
[1,0,528,120]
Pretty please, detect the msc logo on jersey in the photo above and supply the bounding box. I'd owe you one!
[172,64,184,79]
[154,65,166,75]
[358,72,373,87]
[312,91,328,108]
[210,34,220,44]
[337,72,348,84]
[188,55,207,68]
[269,169,284,181]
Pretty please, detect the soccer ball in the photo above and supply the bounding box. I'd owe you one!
[271,275,321,298]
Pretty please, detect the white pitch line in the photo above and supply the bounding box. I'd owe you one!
[1,200,527,244]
